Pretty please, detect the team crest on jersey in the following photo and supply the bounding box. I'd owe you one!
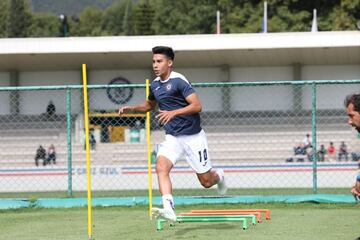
[166,84,172,91]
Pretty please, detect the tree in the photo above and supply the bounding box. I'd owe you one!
[7,0,31,37]
[188,3,218,34]
[122,0,133,35]
[331,0,360,30]
[103,0,134,35]
[1,0,358,37]
[133,0,155,35]
[152,0,219,34]
[268,4,310,32]
[71,6,107,36]
[152,0,193,34]
[27,13,61,37]
[225,2,262,33]
[0,1,8,37]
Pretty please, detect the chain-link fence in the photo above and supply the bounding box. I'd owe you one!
[0,80,359,199]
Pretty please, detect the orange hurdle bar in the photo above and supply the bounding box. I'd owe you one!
[180,211,262,223]
[191,209,271,220]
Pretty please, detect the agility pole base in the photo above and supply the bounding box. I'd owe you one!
[156,209,271,231]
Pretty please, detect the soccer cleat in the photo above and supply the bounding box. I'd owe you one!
[354,194,360,203]
[216,168,227,196]
[152,207,177,222]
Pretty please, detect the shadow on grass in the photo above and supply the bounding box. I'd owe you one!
[173,223,239,236]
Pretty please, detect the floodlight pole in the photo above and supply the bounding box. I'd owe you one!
[59,14,69,37]
[263,1,267,33]
[216,10,220,34]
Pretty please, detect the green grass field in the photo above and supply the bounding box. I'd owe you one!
[0,203,359,240]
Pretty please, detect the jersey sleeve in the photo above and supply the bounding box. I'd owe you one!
[178,78,195,98]
[148,85,155,101]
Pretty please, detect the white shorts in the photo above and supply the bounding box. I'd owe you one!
[157,129,212,174]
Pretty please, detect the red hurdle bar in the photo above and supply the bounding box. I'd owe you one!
[190,209,271,220]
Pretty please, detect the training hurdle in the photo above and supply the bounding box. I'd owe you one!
[191,209,271,220]
[156,215,249,231]
[180,211,262,223]
[155,209,271,231]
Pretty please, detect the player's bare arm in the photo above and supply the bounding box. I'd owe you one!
[156,93,202,125]
[118,100,156,116]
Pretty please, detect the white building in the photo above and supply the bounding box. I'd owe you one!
[0,31,359,115]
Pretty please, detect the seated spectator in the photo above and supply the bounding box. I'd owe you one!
[351,152,360,169]
[338,141,348,161]
[46,144,56,165]
[351,152,360,162]
[34,145,46,166]
[302,134,312,149]
[306,146,314,162]
[317,144,326,162]
[327,142,336,162]
[294,143,307,162]
[294,143,306,154]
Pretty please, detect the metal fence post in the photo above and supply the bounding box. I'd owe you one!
[311,82,318,194]
[66,89,73,197]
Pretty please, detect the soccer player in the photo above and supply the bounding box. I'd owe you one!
[118,46,227,221]
[344,94,360,200]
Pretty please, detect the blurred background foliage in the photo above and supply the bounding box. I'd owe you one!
[0,0,359,37]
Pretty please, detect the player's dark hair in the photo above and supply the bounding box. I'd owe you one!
[344,94,360,112]
[152,46,175,60]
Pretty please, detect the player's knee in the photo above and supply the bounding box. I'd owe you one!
[155,162,170,175]
[155,164,164,175]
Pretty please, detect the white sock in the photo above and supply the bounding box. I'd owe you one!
[162,194,175,210]
[216,168,224,183]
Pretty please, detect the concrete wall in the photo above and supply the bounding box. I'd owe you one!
[230,66,293,111]
[302,65,360,110]
[0,72,10,114]
[20,71,81,114]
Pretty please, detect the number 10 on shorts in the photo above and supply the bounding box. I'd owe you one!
[198,149,208,166]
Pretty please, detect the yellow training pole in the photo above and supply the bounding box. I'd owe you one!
[146,79,153,219]
[82,64,93,240]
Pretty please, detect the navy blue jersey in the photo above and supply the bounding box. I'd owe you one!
[148,71,202,136]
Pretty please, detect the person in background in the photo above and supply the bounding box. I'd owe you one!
[293,143,306,162]
[34,145,46,166]
[46,100,56,119]
[317,144,326,162]
[90,130,96,150]
[118,46,227,222]
[344,93,360,200]
[47,144,56,165]
[302,133,312,149]
[326,142,336,162]
[338,141,349,161]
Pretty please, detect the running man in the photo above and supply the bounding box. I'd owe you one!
[119,46,227,221]
[344,94,360,200]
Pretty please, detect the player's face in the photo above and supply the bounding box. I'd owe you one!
[152,54,173,80]
[346,103,360,132]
